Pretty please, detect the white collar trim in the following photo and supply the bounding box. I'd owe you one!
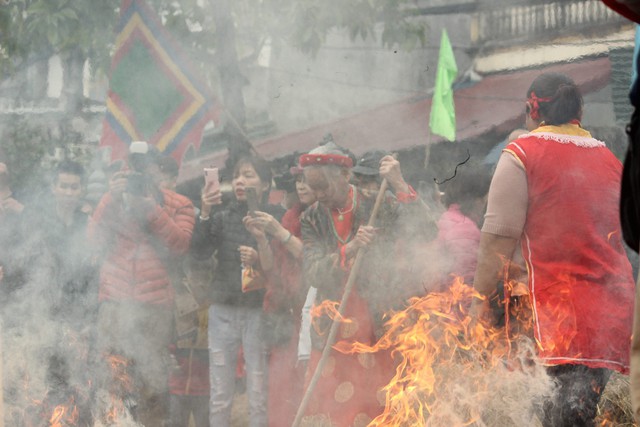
[525,132,606,148]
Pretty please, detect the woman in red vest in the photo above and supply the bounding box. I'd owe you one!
[472,72,635,426]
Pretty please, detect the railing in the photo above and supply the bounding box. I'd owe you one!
[473,0,627,44]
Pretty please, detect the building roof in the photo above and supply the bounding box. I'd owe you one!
[178,57,611,184]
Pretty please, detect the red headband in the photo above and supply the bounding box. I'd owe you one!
[299,153,353,168]
[527,91,552,121]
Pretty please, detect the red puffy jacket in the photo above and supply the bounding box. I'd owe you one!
[89,189,195,306]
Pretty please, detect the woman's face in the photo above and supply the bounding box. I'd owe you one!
[232,163,268,202]
[295,175,316,206]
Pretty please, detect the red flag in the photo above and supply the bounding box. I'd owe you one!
[100,0,219,165]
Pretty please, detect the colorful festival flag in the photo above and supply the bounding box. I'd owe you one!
[100,0,218,164]
[429,28,458,142]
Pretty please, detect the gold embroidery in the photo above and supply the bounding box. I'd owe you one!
[321,356,336,377]
[340,318,359,339]
[357,352,375,369]
[334,381,355,403]
[353,412,372,427]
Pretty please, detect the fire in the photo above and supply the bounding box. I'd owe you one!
[333,277,554,426]
[48,397,79,427]
[311,299,353,334]
[97,352,138,425]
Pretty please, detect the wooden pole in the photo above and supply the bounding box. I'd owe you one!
[292,178,390,427]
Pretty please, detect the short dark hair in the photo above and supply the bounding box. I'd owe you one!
[442,165,491,216]
[54,160,85,183]
[527,73,583,126]
[157,155,179,178]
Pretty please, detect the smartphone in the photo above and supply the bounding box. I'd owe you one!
[246,187,259,216]
[204,167,219,193]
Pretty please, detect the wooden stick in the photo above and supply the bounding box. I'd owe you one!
[292,178,390,427]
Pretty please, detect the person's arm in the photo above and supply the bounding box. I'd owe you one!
[144,195,195,255]
[471,152,528,320]
[242,215,275,272]
[251,211,304,260]
[191,210,223,261]
[301,210,346,293]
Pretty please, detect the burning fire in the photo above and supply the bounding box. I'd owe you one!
[333,277,554,426]
[311,299,353,334]
[48,397,79,427]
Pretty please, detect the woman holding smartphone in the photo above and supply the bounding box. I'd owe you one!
[190,155,284,427]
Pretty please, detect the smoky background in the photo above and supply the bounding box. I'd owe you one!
[0,0,636,426]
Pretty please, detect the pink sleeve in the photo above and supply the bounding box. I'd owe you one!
[481,152,528,239]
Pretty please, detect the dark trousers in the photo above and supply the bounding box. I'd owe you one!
[542,364,611,427]
[169,395,209,427]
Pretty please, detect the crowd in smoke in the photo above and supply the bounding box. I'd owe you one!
[0,71,635,427]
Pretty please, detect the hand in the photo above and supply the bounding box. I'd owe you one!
[238,245,259,267]
[379,155,409,194]
[0,265,4,283]
[345,225,377,258]
[109,171,128,202]
[201,182,222,217]
[249,211,282,237]
[243,215,267,241]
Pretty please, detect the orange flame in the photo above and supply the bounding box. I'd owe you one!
[48,397,78,427]
[333,277,543,426]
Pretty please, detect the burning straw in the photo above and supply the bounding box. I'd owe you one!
[332,277,556,426]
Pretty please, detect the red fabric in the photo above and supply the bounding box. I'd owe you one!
[89,189,195,306]
[303,203,394,425]
[299,153,353,168]
[395,185,418,204]
[602,0,640,23]
[435,204,481,284]
[266,203,306,427]
[506,131,634,373]
[168,348,210,396]
[264,203,305,313]
[269,340,306,427]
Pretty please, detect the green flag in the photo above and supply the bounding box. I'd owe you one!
[429,29,458,141]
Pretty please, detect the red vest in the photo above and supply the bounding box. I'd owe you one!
[505,125,634,373]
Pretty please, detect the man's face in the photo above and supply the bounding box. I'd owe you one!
[52,173,83,210]
[303,166,349,209]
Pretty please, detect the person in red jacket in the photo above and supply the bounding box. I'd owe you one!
[89,142,195,426]
[472,73,635,426]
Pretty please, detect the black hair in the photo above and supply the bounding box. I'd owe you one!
[442,165,491,217]
[54,160,85,183]
[233,155,273,202]
[528,72,583,126]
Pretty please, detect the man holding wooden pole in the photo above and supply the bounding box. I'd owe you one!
[293,142,434,426]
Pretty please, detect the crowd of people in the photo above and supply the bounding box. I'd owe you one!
[0,71,635,427]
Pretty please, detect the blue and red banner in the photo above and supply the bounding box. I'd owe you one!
[100,0,218,164]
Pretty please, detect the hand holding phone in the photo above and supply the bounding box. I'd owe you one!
[246,187,259,216]
[204,167,219,193]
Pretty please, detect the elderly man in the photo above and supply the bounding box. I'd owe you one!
[299,141,433,426]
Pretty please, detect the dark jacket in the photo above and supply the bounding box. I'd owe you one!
[301,186,435,347]
[190,200,285,308]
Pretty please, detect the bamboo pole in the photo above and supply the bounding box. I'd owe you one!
[292,178,390,427]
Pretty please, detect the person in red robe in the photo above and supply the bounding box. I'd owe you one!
[472,72,635,426]
[294,141,432,426]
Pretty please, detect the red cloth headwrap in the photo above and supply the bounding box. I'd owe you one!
[527,91,552,121]
[299,153,353,168]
